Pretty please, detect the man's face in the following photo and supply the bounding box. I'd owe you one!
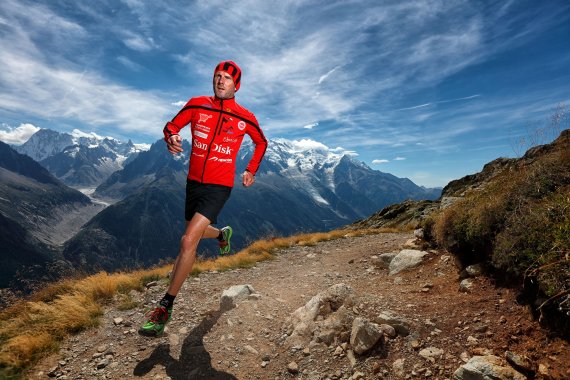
[213,70,236,99]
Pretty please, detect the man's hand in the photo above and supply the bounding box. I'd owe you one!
[166,134,183,155]
[242,171,255,187]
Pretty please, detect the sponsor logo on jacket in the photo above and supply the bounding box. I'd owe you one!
[194,130,208,139]
[196,124,210,132]
[193,140,208,150]
[199,113,213,123]
[208,157,233,163]
[212,143,232,155]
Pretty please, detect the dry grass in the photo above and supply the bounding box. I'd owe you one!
[0,227,399,377]
[0,267,169,376]
[425,131,570,334]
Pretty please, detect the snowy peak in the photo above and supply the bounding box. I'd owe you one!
[15,129,75,162]
[15,128,150,188]
[238,137,440,216]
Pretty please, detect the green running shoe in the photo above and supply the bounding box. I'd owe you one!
[138,305,172,337]
[218,226,233,255]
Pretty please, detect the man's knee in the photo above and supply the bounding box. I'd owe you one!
[180,233,200,251]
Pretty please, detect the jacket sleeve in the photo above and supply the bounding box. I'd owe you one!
[244,114,267,176]
[163,99,194,142]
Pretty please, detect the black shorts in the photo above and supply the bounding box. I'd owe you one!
[185,180,232,224]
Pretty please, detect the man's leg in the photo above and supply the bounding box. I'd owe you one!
[139,212,212,337]
[203,225,221,239]
[167,213,213,296]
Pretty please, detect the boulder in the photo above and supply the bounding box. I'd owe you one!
[220,284,255,310]
[350,317,383,355]
[389,249,428,275]
[453,355,526,380]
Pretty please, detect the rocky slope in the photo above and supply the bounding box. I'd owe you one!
[30,232,569,379]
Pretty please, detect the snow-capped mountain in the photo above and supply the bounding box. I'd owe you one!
[238,138,441,219]
[15,129,150,188]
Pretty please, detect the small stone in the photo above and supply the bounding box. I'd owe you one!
[467,336,478,345]
[145,281,158,288]
[48,366,58,377]
[113,317,124,326]
[303,347,311,356]
[58,360,67,366]
[334,346,344,356]
[419,347,444,362]
[287,361,299,374]
[499,315,507,324]
[97,345,107,353]
[244,345,259,355]
[538,363,549,377]
[411,340,421,350]
[96,358,110,369]
[261,361,269,368]
[459,279,474,293]
[505,351,535,375]
[352,371,365,379]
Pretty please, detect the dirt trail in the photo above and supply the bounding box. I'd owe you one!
[31,232,569,379]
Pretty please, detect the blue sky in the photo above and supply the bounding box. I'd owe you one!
[1,0,569,187]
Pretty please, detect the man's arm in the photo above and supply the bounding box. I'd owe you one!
[243,116,268,182]
[163,99,194,154]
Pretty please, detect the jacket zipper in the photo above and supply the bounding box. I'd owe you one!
[201,99,224,182]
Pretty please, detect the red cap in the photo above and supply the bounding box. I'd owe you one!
[214,60,242,91]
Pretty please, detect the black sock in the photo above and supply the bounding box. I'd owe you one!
[217,230,224,241]
[159,293,176,309]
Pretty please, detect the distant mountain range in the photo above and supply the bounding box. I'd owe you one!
[15,129,147,188]
[1,128,441,290]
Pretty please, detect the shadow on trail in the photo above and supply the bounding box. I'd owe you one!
[133,304,236,379]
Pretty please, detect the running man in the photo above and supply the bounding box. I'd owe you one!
[139,60,267,337]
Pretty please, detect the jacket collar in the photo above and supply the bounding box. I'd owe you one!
[213,96,236,108]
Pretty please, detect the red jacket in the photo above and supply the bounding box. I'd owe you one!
[163,96,267,187]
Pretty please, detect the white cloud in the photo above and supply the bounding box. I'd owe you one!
[303,122,319,129]
[372,159,389,164]
[291,139,329,151]
[395,157,406,161]
[0,123,40,145]
[172,101,186,108]
[122,32,157,52]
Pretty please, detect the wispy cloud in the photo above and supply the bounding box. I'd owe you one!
[303,122,319,129]
[372,159,389,164]
[318,66,341,84]
[397,95,481,111]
